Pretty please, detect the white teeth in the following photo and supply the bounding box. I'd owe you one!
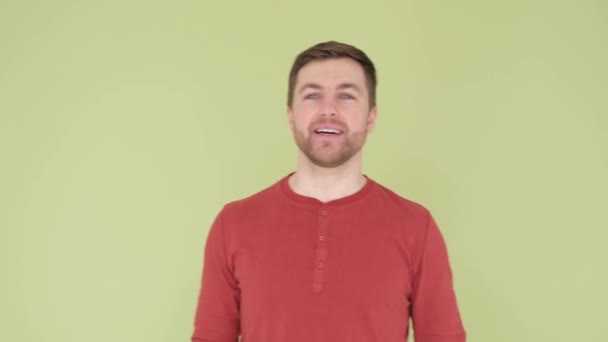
[315,128,342,134]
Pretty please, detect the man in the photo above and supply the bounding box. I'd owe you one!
[191,41,466,342]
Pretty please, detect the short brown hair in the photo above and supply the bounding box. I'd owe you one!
[287,41,377,108]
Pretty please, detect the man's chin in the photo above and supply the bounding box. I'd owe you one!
[305,152,352,168]
[311,161,344,168]
[295,139,361,168]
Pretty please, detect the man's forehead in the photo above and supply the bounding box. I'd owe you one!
[296,59,367,89]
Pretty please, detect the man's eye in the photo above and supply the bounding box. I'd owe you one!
[339,93,355,100]
[304,94,319,100]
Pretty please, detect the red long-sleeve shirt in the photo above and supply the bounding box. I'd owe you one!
[192,172,466,342]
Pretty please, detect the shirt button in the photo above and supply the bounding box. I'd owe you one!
[317,261,325,269]
[319,234,325,242]
[320,208,328,216]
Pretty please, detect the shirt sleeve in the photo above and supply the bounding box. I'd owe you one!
[410,213,466,342]
[191,208,241,342]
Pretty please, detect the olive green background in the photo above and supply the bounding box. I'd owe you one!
[1,1,606,341]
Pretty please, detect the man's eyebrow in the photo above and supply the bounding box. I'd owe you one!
[298,83,322,94]
[298,83,362,93]
[336,83,362,92]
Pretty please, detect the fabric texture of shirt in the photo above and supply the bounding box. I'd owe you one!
[192,172,466,342]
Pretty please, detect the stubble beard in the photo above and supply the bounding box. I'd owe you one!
[293,127,368,168]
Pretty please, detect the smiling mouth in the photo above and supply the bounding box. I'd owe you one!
[314,128,344,135]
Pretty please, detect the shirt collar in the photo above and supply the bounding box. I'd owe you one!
[278,171,376,207]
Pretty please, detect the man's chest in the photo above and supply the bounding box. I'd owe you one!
[230,212,414,314]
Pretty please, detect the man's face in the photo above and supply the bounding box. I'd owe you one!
[287,58,377,168]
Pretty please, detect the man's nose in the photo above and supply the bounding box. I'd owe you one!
[320,99,337,116]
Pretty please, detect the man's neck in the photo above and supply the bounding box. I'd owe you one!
[288,154,367,203]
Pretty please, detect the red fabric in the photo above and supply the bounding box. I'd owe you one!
[192,172,466,342]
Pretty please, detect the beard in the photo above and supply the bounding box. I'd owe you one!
[293,120,369,168]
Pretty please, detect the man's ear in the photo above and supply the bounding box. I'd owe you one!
[367,105,378,133]
[287,106,295,130]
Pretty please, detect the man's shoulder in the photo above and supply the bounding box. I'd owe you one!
[218,176,283,218]
[371,179,433,220]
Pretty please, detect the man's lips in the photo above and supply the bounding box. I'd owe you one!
[312,124,345,136]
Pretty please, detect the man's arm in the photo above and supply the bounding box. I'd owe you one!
[410,213,466,342]
[191,209,241,342]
